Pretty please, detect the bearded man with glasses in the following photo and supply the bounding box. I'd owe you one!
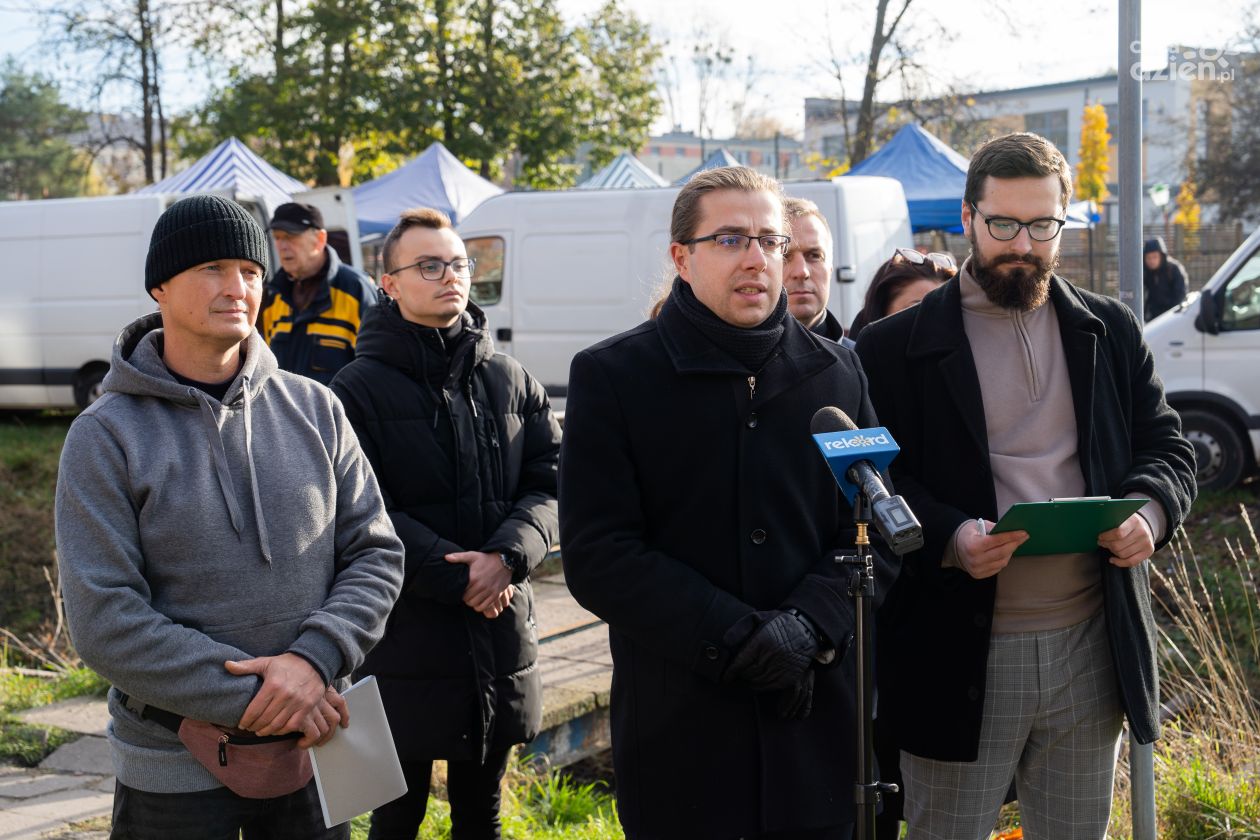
[330,207,561,840]
[855,133,1195,840]
[560,166,895,839]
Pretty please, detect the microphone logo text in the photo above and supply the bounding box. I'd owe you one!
[821,432,892,451]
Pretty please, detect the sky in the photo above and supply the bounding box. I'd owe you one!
[0,0,1251,139]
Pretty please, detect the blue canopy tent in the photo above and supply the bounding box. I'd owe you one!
[136,137,306,210]
[351,142,502,235]
[579,151,668,189]
[845,124,969,232]
[674,148,742,185]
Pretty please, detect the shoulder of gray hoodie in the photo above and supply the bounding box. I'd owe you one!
[55,312,404,729]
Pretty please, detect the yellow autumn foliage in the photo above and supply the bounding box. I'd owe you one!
[1075,102,1111,203]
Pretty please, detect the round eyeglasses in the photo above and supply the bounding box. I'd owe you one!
[969,203,1066,242]
[389,257,476,280]
[679,232,792,256]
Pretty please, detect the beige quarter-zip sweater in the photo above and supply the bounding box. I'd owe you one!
[954,265,1101,632]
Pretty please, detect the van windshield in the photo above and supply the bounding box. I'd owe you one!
[1221,251,1260,332]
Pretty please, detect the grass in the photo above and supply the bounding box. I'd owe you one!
[345,760,623,840]
[0,412,72,635]
[0,717,80,767]
[1144,501,1260,839]
[0,664,107,767]
[0,666,108,715]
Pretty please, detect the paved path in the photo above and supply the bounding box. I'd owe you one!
[1,697,112,839]
[0,571,611,838]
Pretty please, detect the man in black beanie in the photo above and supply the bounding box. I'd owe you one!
[559,166,893,839]
[56,194,404,838]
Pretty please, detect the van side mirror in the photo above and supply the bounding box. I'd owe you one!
[1195,289,1221,335]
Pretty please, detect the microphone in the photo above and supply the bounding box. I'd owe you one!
[811,407,924,555]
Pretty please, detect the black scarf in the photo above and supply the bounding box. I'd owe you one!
[670,275,789,371]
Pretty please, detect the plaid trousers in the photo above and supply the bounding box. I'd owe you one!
[901,609,1124,840]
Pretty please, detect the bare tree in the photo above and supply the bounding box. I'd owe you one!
[727,54,767,138]
[850,0,912,165]
[817,0,1018,165]
[690,30,733,147]
[40,0,176,184]
[655,53,683,131]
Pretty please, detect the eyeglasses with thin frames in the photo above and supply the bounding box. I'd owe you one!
[893,247,957,272]
[969,203,1066,242]
[679,232,792,257]
[388,257,476,281]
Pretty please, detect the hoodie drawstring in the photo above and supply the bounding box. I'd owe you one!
[241,378,273,565]
[195,390,246,537]
[193,384,273,566]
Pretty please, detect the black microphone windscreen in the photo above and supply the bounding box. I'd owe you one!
[810,406,859,436]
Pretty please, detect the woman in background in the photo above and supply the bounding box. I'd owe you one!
[849,248,957,341]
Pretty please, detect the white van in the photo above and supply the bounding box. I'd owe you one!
[455,177,912,405]
[0,192,273,410]
[0,195,171,409]
[1144,226,1260,491]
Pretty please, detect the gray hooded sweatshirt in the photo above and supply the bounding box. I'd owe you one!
[55,312,404,793]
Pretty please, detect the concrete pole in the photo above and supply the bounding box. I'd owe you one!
[1119,3,1156,838]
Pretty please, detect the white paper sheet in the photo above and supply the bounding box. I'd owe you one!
[309,675,408,828]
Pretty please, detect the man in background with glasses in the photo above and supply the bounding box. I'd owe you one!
[259,202,378,384]
[561,166,894,838]
[855,133,1195,839]
[330,207,560,840]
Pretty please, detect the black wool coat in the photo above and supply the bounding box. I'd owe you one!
[330,299,561,762]
[854,275,1197,762]
[559,295,894,839]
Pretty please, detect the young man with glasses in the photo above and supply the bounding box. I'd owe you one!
[259,202,378,384]
[855,133,1196,839]
[329,207,561,840]
[560,166,894,839]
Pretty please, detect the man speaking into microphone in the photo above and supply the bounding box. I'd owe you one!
[559,166,896,839]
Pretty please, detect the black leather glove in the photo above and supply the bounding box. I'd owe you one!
[777,668,815,720]
[723,611,819,692]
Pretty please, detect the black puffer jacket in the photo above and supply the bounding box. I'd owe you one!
[330,297,561,762]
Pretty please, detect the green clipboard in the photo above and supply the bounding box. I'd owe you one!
[990,497,1148,556]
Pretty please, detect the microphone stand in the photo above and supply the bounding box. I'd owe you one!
[839,492,897,840]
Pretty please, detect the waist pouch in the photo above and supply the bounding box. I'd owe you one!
[121,692,313,799]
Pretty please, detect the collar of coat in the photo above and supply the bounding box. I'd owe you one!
[655,289,839,397]
[904,273,1108,359]
[356,298,494,388]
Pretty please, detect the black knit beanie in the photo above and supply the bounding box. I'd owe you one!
[145,195,271,297]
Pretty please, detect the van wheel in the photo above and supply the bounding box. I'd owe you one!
[1180,409,1246,493]
[73,365,109,410]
